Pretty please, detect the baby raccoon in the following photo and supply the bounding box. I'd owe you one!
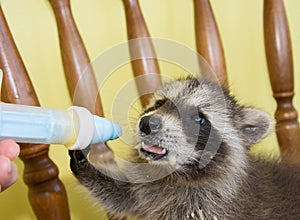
[69,77,300,220]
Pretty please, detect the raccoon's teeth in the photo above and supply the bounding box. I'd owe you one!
[142,142,166,155]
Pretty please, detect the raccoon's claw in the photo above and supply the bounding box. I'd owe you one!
[69,150,89,175]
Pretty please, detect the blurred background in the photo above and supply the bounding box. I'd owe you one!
[0,0,299,219]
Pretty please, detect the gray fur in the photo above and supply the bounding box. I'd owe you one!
[69,78,300,220]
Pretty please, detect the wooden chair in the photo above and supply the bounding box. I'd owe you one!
[0,4,70,220]
[0,0,298,219]
[193,0,299,163]
[123,0,299,164]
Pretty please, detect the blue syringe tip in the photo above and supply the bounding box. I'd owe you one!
[91,115,122,144]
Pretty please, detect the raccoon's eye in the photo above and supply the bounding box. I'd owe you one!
[154,99,166,109]
[191,113,206,125]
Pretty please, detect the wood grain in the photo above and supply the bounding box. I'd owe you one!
[0,5,70,220]
[122,0,162,108]
[193,0,228,87]
[48,0,116,161]
[264,0,300,163]
[48,0,103,115]
[48,1,124,219]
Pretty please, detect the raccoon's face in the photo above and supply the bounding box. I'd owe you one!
[136,78,272,175]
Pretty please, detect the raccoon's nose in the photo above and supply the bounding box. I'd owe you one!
[139,115,162,135]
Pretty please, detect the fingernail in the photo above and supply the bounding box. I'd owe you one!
[0,155,12,174]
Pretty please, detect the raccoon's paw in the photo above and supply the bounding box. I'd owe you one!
[69,150,90,175]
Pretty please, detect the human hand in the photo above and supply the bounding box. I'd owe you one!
[0,139,20,192]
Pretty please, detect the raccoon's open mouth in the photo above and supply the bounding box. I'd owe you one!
[140,142,168,160]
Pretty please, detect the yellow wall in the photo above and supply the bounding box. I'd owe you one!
[0,0,299,219]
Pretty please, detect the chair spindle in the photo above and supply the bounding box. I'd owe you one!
[0,5,70,220]
[263,0,300,163]
[193,0,228,87]
[48,1,125,219]
[48,0,115,162]
[122,0,162,107]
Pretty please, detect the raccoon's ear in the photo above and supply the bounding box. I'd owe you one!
[238,108,273,146]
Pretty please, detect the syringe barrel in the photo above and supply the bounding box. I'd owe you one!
[0,102,75,145]
[0,102,122,149]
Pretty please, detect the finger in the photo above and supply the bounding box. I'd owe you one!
[0,139,20,160]
[0,156,18,192]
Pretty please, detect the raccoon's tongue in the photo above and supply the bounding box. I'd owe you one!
[142,142,166,155]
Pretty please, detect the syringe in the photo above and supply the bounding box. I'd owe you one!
[0,102,122,150]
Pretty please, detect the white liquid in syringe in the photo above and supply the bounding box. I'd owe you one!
[0,102,122,150]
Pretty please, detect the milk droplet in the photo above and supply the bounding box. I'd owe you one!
[168,152,177,166]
